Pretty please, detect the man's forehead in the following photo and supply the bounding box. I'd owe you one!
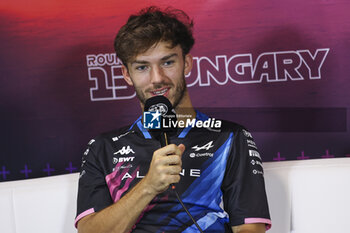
[129,42,182,64]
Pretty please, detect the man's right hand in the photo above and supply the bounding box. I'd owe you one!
[77,144,186,233]
[143,144,185,195]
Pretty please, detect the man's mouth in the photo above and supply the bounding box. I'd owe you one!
[151,87,169,96]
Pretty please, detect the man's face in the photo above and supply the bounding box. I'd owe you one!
[122,41,193,109]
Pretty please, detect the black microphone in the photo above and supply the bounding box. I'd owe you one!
[144,95,177,147]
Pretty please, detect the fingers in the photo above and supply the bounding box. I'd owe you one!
[178,144,185,153]
[168,174,181,184]
[153,144,184,165]
[144,144,185,194]
[161,163,182,175]
[155,144,185,157]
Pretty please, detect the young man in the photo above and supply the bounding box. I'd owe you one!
[75,6,271,233]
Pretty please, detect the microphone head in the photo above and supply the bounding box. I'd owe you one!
[144,96,177,133]
[144,95,172,115]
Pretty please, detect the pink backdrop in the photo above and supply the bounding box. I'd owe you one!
[1,0,349,181]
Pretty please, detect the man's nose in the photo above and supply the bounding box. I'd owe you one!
[150,66,166,84]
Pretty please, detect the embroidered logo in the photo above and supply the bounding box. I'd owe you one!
[114,146,135,155]
[192,141,214,151]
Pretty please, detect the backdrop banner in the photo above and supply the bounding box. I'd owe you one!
[1,0,349,181]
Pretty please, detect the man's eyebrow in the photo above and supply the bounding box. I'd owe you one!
[160,53,178,61]
[131,60,149,65]
[131,53,178,65]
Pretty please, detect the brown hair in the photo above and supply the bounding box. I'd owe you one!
[114,6,195,66]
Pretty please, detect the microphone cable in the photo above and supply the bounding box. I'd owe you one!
[164,132,204,233]
[172,187,204,233]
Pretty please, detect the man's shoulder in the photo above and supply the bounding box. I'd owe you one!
[201,116,247,135]
[100,125,133,139]
[88,124,134,147]
[219,118,246,132]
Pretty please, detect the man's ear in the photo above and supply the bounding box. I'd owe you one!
[121,65,133,86]
[184,53,193,76]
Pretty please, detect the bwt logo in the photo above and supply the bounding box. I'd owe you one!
[113,157,135,164]
[143,111,161,129]
[86,48,330,101]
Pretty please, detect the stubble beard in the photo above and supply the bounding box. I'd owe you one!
[135,74,187,110]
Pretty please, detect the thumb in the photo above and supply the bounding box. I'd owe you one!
[178,144,186,154]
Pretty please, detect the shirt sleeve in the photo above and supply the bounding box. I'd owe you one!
[221,127,271,230]
[75,138,113,228]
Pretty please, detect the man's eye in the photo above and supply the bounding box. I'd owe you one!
[163,60,174,66]
[136,65,147,71]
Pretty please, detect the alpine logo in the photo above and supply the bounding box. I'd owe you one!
[114,146,135,155]
[113,157,135,164]
[192,141,214,151]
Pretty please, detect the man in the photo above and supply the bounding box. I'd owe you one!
[75,6,271,233]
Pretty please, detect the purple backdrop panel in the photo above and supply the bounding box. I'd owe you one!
[0,0,349,181]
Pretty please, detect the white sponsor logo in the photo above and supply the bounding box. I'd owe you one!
[88,139,95,145]
[121,168,201,180]
[113,164,133,171]
[79,170,86,179]
[113,157,135,164]
[253,169,264,175]
[192,141,214,151]
[148,104,168,115]
[84,148,89,156]
[81,159,86,167]
[122,172,133,180]
[247,139,257,149]
[251,159,263,167]
[114,146,135,155]
[112,131,134,141]
[189,152,214,158]
[249,150,261,160]
[180,169,201,177]
[243,129,253,138]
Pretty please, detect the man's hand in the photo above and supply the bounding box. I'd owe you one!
[77,143,186,233]
[143,144,185,195]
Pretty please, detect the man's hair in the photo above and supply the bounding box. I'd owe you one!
[114,6,195,65]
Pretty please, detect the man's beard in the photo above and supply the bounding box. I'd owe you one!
[135,74,187,110]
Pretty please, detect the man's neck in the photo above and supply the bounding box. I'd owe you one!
[174,91,196,123]
[174,106,196,123]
